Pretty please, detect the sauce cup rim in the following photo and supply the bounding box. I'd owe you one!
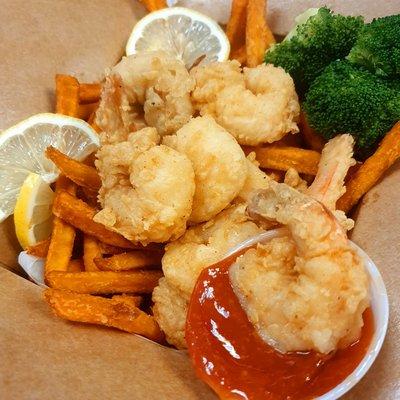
[225,228,389,400]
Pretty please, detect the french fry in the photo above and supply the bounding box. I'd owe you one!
[55,74,80,117]
[83,152,97,167]
[231,45,247,65]
[83,235,102,271]
[252,146,321,175]
[94,251,162,271]
[246,0,275,67]
[46,270,163,294]
[338,121,400,213]
[77,102,98,121]
[26,238,50,258]
[140,0,167,12]
[46,146,101,191]
[44,289,163,342]
[112,294,142,308]
[100,243,127,255]
[79,187,98,208]
[79,83,101,104]
[68,259,84,272]
[300,112,325,152]
[273,133,303,148]
[45,176,77,275]
[226,0,248,57]
[87,108,101,133]
[52,191,135,248]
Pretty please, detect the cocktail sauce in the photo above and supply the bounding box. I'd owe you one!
[186,249,374,400]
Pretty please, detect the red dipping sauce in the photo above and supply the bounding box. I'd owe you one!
[186,249,374,400]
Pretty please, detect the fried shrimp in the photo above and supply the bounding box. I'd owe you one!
[95,75,139,145]
[308,134,356,230]
[191,61,300,145]
[284,168,308,193]
[190,60,244,116]
[153,204,264,347]
[113,51,195,136]
[163,116,248,223]
[231,183,369,354]
[308,134,356,210]
[236,154,273,203]
[94,76,195,245]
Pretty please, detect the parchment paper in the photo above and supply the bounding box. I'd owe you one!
[0,1,399,398]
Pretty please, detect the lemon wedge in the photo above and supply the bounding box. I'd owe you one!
[0,113,99,222]
[14,173,54,249]
[126,7,230,69]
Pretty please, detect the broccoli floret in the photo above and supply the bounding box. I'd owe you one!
[264,7,364,97]
[347,14,400,78]
[303,60,400,157]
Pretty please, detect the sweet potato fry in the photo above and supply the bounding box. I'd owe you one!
[338,121,400,213]
[68,259,84,272]
[46,270,162,294]
[26,238,50,258]
[83,235,102,271]
[79,83,101,104]
[300,112,325,152]
[246,0,275,67]
[253,145,321,175]
[52,191,135,248]
[230,45,247,65]
[55,74,80,117]
[94,251,162,271]
[226,0,248,55]
[77,102,98,121]
[87,111,101,133]
[100,243,127,255]
[46,146,101,191]
[112,294,142,308]
[80,187,99,208]
[45,176,77,274]
[140,0,167,12]
[44,289,163,342]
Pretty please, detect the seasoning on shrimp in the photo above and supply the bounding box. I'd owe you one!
[95,76,195,245]
[191,60,300,145]
[153,203,264,348]
[113,51,195,136]
[163,116,248,223]
[232,182,369,354]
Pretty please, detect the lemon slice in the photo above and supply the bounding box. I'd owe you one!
[126,7,230,69]
[14,173,54,249]
[0,113,99,222]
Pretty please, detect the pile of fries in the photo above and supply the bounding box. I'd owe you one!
[35,1,400,343]
[30,75,164,343]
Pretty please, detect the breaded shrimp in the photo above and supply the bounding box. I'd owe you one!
[113,51,195,136]
[284,168,308,193]
[153,203,264,347]
[308,134,356,230]
[308,134,356,209]
[152,278,188,349]
[163,116,248,223]
[236,153,273,203]
[191,62,300,145]
[232,183,369,354]
[190,60,244,116]
[94,76,195,245]
[95,75,139,145]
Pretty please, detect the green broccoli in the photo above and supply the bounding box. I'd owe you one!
[264,7,364,97]
[303,60,400,157]
[347,14,400,78]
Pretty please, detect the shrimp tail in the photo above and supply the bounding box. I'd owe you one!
[249,184,348,257]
